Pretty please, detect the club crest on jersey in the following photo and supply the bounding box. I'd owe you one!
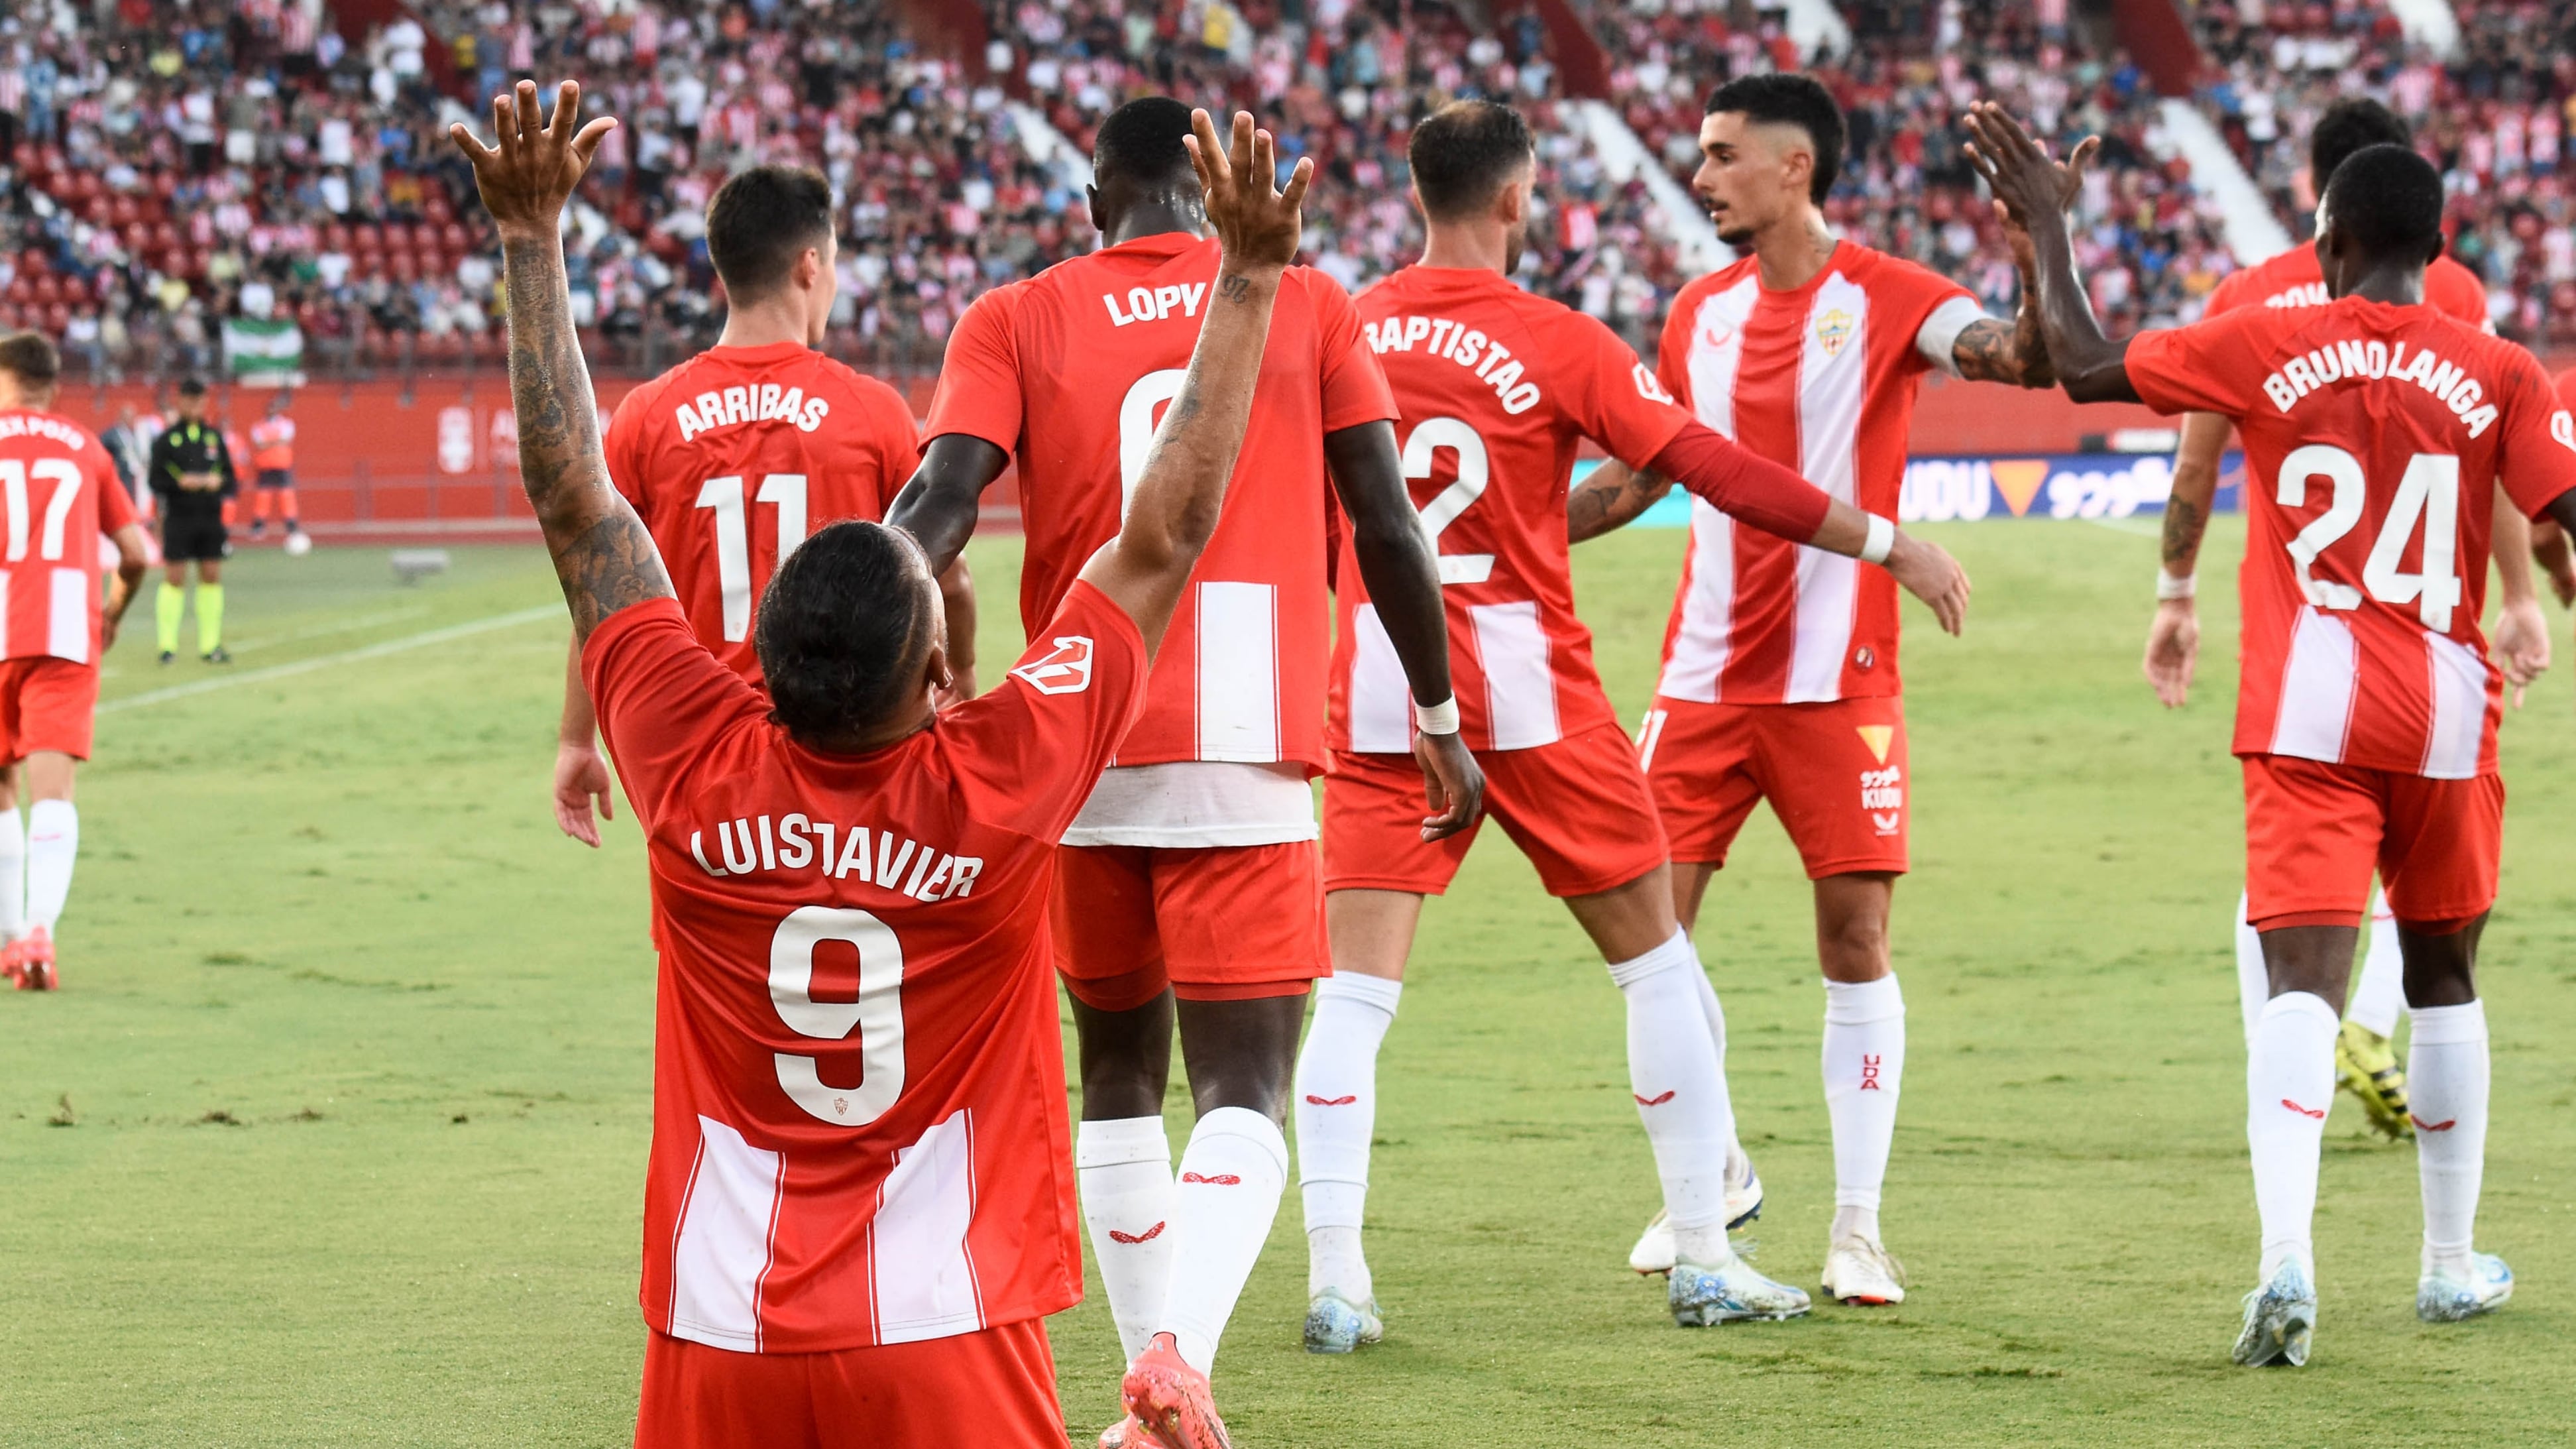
[1011,635,1096,695]
[1814,308,1855,358]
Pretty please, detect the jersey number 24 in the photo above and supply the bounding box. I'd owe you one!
[2278,445,2459,631]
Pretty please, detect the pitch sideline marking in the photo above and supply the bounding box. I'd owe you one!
[100,604,563,715]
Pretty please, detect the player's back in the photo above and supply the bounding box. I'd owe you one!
[606,342,921,679]
[928,232,1393,770]
[1333,264,1683,752]
[2207,242,2490,327]
[0,407,131,664]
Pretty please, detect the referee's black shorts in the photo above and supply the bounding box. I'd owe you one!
[162,512,230,563]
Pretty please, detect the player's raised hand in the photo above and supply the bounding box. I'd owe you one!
[447,80,617,240]
[1962,103,2097,231]
[1886,533,1972,636]
[2492,593,2549,709]
[2143,598,2200,708]
[1186,107,1312,272]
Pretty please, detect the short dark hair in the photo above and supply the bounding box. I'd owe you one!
[1093,96,1197,188]
[2321,144,2445,262]
[2311,98,2410,191]
[0,331,60,387]
[756,521,937,744]
[1705,73,1844,205]
[1410,100,1536,221]
[706,166,836,299]
[176,375,209,396]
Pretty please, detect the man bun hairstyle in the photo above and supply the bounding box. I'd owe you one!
[2310,97,2410,193]
[0,331,60,388]
[756,521,938,744]
[1093,95,1198,188]
[1705,72,1845,205]
[706,165,836,299]
[1410,99,1536,222]
[2322,143,2445,263]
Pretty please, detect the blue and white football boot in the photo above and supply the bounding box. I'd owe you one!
[2417,1252,2512,1323]
[1670,1253,1811,1326]
[2231,1259,2318,1367]
[1303,1289,1385,1354]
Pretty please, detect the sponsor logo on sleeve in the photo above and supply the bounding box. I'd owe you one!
[1011,635,1096,695]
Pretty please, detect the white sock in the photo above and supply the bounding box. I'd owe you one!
[1822,975,1905,1246]
[2233,892,2267,1049]
[2408,1000,2489,1279]
[25,799,76,933]
[0,807,24,941]
[1076,1116,1174,1363]
[1607,929,1738,1265]
[2347,889,2407,1039]
[2247,990,2339,1283]
[1294,972,1401,1302]
[1158,1106,1288,1375]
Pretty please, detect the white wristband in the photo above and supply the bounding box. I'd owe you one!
[1413,695,1461,735]
[1859,514,1896,565]
[2156,571,2197,601]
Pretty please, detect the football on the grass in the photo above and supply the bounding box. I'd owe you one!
[284,532,313,557]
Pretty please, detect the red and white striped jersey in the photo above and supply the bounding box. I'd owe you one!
[926,232,1396,774]
[586,582,1149,1354]
[2126,298,2576,777]
[0,408,136,665]
[1331,265,1691,752]
[1653,242,1977,705]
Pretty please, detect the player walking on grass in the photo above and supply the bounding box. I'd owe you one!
[888,95,1482,1446]
[461,82,1299,1448]
[1971,107,2576,1365]
[549,164,970,848]
[0,332,150,990]
[148,376,235,666]
[1573,74,2061,1306]
[2156,97,2549,1144]
[245,390,304,542]
[1290,99,1972,1346]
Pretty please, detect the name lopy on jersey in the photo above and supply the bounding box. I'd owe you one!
[673,383,831,441]
[687,810,985,901]
[1101,281,1211,326]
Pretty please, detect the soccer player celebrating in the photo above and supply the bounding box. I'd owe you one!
[2156,97,2549,1143]
[0,332,150,990]
[457,82,1303,1447]
[889,96,1481,1442]
[549,165,966,849]
[1292,99,1972,1344]
[1575,74,2060,1307]
[1970,103,2576,1365]
[147,377,237,665]
[245,390,304,542]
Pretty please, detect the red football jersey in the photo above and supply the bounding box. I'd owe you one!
[605,341,922,680]
[1330,266,1690,753]
[2205,243,2490,329]
[0,408,135,664]
[2127,299,2576,777]
[585,581,1148,1354]
[926,232,1396,772]
[2557,366,2576,410]
[1653,241,1976,705]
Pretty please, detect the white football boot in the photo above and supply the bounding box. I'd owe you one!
[2231,1258,2318,1367]
[1303,1288,1385,1354]
[1820,1236,1907,1305]
[1627,1145,1764,1275]
[2417,1252,2512,1323]
[1670,1252,1811,1326]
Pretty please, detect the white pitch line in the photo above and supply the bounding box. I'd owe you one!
[99,604,563,715]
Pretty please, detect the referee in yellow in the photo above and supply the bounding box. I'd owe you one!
[147,377,235,664]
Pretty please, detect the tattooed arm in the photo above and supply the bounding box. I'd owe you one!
[451,80,671,641]
[1566,460,1677,543]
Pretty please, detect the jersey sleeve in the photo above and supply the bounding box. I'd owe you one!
[2120,310,2274,418]
[2494,353,2576,520]
[1655,291,1695,413]
[1306,271,1400,434]
[937,579,1150,843]
[2558,367,2576,412]
[582,598,769,831]
[922,286,1025,451]
[1876,255,1977,379]
[2430,259,2492,331]
[1565,312,1691,467]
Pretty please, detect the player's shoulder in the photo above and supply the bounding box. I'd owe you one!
[2426,254,2492,325]
[1670,254,1762,313]
[1832,241,1967,300]
[2556,365,2576,411]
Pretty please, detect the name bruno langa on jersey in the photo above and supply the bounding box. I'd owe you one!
[2260,333,2507,436]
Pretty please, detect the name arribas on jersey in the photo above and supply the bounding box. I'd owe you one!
[2260,334,2505,435]
[687,810,984,901]
[671,382,833,441]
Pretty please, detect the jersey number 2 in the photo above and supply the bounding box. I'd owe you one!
[769,905,905,1127]
[0,458,85,562]
[2277,445,2460,631]
[695,474,809,642]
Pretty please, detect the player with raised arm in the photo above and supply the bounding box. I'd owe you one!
[455,81,1304,1448]
[2154,97,2548,1143]
[1290,99,1972,1346]
[1569,74,2060,1307]
[549,165,970,848]
[1971,105,2576,1366]
[886,95,1483,1444]
[0,332,150,991]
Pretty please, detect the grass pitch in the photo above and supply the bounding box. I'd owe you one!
[5,519,2574,1446]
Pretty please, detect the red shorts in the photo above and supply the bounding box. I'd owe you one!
[1053,840,1327,1011]
[2242,754,2502,931]
[1639,694,1909,878]
[1323,723,1668,898]
[0,656,98,764]
[635,1321,1062,1449]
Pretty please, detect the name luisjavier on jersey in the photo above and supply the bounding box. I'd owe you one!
[689,813,983,901]
[2259,337,2501,435]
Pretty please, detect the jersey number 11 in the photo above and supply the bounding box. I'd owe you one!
[695,473,809,642]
